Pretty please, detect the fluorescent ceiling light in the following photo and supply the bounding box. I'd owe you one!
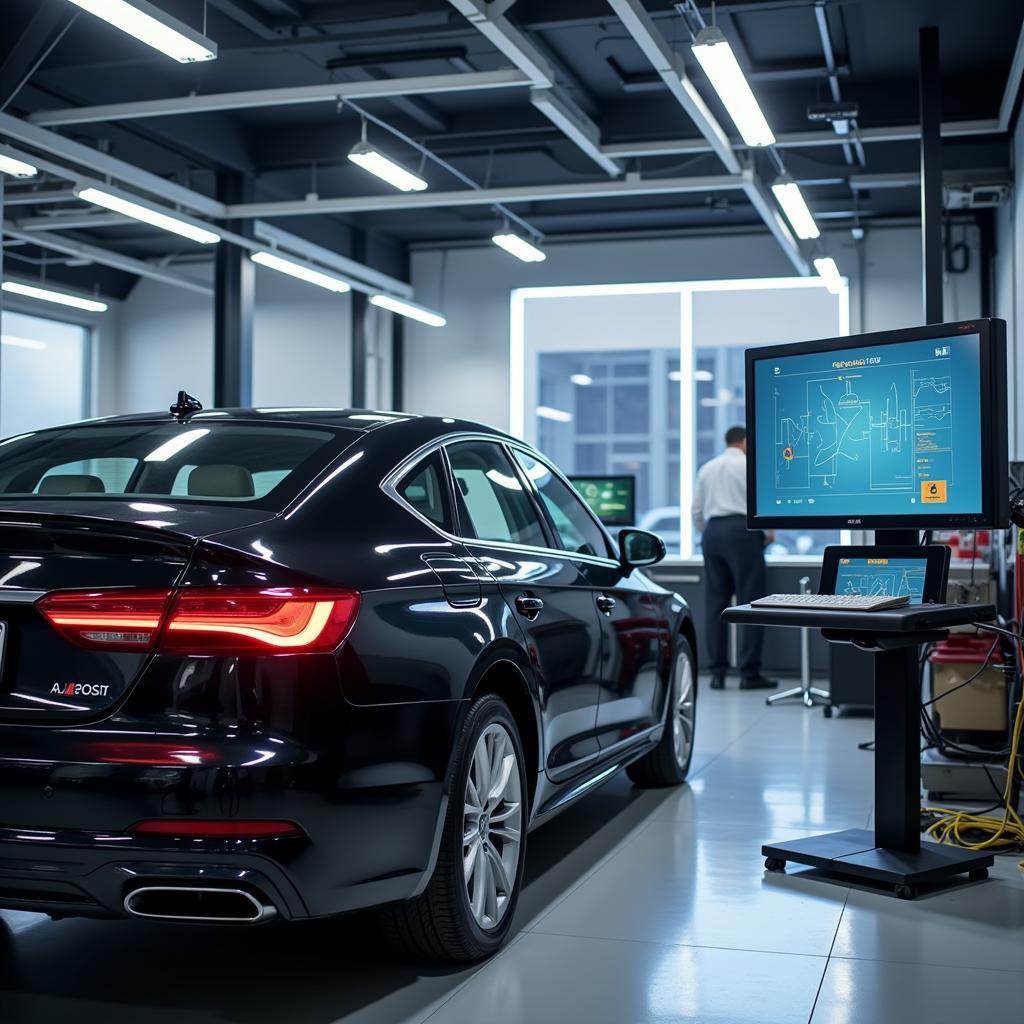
[570,373,593,386]
[348,142,427,192]
[771,178,820,240]
[2,280,107,313]
[66,0,217,63]
[691,26,775,147]
[813,256,844,295]
[250,251,351,293]
[492,232,546,263]
[76,186,220,244]
[536,405,573,423]
[0,153,38,178]
[369,294,446,327]
[695,370,714,381]
[144,428,210,463]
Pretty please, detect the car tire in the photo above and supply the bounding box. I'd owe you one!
[380,693,528,961]
[626,637,697,787]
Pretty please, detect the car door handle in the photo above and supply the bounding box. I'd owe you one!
[596,593,617,614]
[515,593,544,619]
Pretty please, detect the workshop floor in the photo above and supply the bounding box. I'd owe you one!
[2,682,1022,1024]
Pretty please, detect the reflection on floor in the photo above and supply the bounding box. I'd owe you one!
[2,682,1023,1023]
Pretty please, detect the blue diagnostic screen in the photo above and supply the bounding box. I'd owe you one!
[753,334,983,518]
[834,557,927,604]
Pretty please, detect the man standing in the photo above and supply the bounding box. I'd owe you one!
[691,426,776,691]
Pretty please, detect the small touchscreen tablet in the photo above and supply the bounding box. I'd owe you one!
[819,545,951,605]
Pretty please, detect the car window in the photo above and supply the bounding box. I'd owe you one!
[512,450,611,558]
[396,451,453,532]
[0,423,345,510]
[446,441,546,547]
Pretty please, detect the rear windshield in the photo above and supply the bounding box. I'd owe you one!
[0,422,347,509]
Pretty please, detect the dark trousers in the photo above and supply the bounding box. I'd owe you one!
[702,515,767,677]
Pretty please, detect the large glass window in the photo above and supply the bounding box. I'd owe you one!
[511,449,611,558]
[513,279,849,558]
[1,311,89,437]
[447,441,547,547]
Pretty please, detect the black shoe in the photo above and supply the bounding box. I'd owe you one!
[709,675,725,690]
[740,674,777,690]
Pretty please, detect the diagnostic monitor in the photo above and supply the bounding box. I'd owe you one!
[746,319,1008,530]
[568,475,636,526]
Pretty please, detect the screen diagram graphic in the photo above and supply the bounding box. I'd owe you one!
[757,335,982,516]
[834,557,927,604]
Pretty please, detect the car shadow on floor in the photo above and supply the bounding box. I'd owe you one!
[0,775,676,1024]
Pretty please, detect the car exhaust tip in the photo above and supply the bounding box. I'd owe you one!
[123,885,277,924]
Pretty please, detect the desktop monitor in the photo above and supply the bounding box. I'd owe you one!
[745,318,1008,530]
[568,475,636,527]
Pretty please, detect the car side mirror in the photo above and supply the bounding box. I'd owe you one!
[619,529,666,569]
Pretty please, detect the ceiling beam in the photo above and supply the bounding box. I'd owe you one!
[446,0,622,176]
[601,119,1005,158]
[2,222,214,295]
[223,173,745,219]
[25,70,531,126]
[605,0,739,173]
[0,111,226,218]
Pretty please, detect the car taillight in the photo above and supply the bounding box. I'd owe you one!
[38,589,172,651]
[163,588,360,653]
[128,819,303,839]
[38,587,360,654]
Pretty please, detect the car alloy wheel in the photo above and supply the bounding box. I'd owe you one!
[462,722,523,931]
[672,649,696,770]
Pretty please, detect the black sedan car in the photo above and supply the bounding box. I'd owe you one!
[0,403,697,960]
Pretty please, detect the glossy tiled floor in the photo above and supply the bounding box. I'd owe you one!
[2,682,1023,1023]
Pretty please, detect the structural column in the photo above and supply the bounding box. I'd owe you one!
[350,228,367,408]
[919,26,943,325]
[214,172,253,407]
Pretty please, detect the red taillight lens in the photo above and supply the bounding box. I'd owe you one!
[162,588,360,653]
[38,589,172,651]
[38,587,359,654]
[128,819,303,839]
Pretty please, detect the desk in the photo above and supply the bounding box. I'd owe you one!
[723,602,997,898]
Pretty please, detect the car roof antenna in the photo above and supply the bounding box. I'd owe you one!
[169,390,204,422]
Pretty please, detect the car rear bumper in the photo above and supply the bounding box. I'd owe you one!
[0,700,462,921]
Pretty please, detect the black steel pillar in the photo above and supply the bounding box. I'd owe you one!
[214,172,253,407]
[350,229,367,408]
[390,245,410,411]
[391,314,404,411]
[919,26,943,324]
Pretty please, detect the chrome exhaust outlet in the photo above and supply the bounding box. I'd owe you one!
[123,886,277,923]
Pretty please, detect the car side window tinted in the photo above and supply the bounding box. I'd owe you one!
[512,450,611,558]
[397,451,454,532]
[446,442,546,548]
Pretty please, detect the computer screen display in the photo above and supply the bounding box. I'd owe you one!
[568,475,636,526]
[746,319,1007,529]
[834,556,928,605]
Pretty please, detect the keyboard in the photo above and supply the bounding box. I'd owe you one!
[751,593,911,612]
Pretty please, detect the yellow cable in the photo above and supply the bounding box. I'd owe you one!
[921,656,1024,873]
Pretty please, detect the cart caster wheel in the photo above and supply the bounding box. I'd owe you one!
[764,857,786,873]
[823,706,833,718]
[895,884,917,900]
[969,868,989,882]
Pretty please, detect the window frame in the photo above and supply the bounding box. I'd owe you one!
[395,448,458,536]
[380,431,622,567]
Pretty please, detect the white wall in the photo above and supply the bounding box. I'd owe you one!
[114,262,354,413]
[996,113,1024,458]
[405,224,982,431]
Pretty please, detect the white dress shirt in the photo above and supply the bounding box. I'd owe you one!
[691,446,748,533]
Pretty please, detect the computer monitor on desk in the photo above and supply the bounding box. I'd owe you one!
[745,318,1008,532]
